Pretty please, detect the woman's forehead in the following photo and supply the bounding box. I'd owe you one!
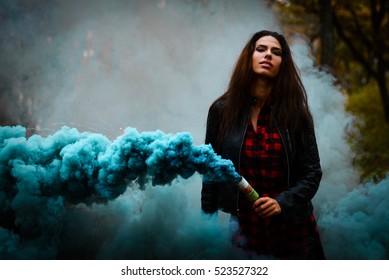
[255,36,281,48]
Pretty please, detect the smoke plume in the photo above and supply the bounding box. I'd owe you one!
[0,124,242,259]
[0,124,239,200]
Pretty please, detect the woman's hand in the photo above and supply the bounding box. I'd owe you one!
[252,197,281,218]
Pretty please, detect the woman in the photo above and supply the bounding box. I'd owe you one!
[201,30,325,259]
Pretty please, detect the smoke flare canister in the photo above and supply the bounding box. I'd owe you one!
[236,176,259,202]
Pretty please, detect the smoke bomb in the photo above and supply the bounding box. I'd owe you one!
[236,176,260,202]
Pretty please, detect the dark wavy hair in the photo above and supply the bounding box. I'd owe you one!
[212,30,312,146]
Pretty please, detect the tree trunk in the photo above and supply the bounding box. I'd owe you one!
[332,3,389,123]
[318,0,335,69]
[377,73,389,123]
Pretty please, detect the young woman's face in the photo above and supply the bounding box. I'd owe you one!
[252,36,282,78]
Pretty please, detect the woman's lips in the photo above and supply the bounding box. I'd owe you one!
[260,61,273,68]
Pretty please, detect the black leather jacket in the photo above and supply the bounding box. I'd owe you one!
[201,98,322,224]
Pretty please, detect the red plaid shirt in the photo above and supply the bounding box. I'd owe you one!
[232,101,323,259]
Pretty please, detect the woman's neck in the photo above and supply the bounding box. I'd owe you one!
[251,78,273,109]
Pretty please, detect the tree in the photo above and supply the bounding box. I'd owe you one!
[332,0,389,122]
[318,0,335,69]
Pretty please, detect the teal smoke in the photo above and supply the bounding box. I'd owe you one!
[1,125,239,202]
[0,125,243,259]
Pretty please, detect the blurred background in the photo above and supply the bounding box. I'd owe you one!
[0,0,388,259]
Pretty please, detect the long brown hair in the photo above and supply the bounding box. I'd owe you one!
[212,30,312,146]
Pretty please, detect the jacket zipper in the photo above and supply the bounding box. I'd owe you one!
[236,123,248,215]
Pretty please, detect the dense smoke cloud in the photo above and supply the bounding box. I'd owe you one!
[0,125,241,259]
[0,0,277,259]
[0,125,239,201]
[0,0,388,259]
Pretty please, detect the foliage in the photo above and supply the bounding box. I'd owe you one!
[345,82,389,182]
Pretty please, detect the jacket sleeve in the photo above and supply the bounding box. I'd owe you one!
[201,103,222,214]
[275,120,322,222]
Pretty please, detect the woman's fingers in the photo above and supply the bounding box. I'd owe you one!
[253,197,281,218]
